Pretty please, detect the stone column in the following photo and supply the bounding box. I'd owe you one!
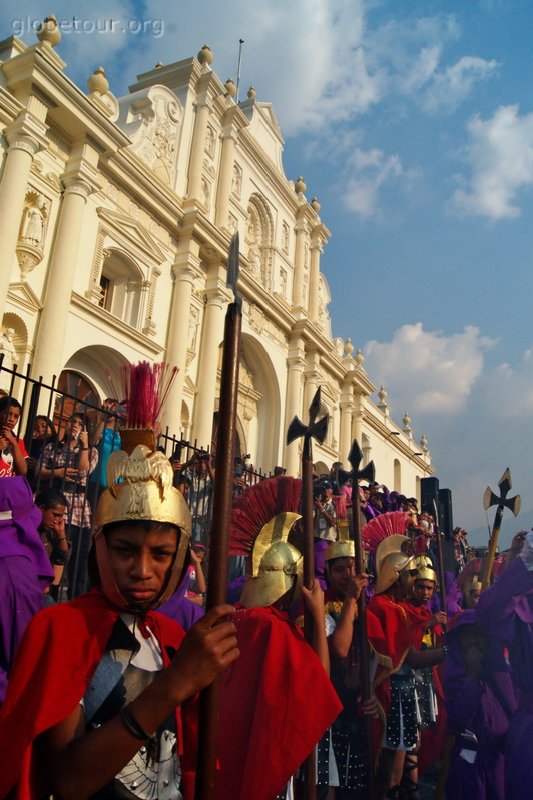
[308,229,323,324]
[186,92,212,201]
[161,241,203,435]
[0,112,48,321]
[303,350,320,416]
[283,343,305,476]
[339,388,355,469]
[351,392,364,449]
[32,155,100,382]
[292,208,308,310]
[191,282,227,449]
[214,122,237,228]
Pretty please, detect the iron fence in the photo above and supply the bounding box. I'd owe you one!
[0,358,268,599]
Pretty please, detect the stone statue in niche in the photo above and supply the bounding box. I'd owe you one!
[282,222,289,252]
[201,178,211,210]
[279,268,287,297]
[187,306,200,352]
[20,195,48,246]
[231,163,242,197]
[0,328,16,388]
[248,244,261,279]
[204,125,215,158]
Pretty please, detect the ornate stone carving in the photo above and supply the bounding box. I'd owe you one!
[282,222,290,253]
[16,190,50,278]
[204,125,216,158]
[244,300,288,346]
[124,88,182,185]
[227,213,238,234]
[231,163,242,198]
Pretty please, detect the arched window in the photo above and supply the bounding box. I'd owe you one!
[244,193,274,291]
[99,249,144,329]
[54,370,100,437]
[394,458,401,493]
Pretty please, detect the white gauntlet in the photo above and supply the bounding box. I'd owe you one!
[519,531,533,571]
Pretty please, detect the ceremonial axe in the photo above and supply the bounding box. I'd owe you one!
[481,468,521,590]
[337,440,377,799]
[286,388,328,800]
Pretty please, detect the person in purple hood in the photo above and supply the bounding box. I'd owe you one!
[0,476,53,703]
[443,609,516,799]
[476,530,533,799]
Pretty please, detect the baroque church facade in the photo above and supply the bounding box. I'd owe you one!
[0,17,434,493]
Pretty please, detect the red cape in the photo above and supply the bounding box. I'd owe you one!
[215,605,342,800]
[401,601,443,649]
[367,593,412,671]
[400,600,447,776]
[0,589,197,800]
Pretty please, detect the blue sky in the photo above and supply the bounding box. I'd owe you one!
[6,0,533,545]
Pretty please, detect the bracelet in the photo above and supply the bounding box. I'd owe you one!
[56,537,67,542]
[119,705,151,741]
[441,645,448,658]
[82,448,89,451]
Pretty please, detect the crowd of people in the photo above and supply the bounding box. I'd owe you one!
[0,388,531,800]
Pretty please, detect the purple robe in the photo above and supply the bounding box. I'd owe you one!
[0,477,53,703]
[443,609,515,800]
[476,557,533,799]
[159,568,204,631]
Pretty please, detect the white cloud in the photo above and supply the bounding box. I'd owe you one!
[418,55,499,113]
[369,14,497,114]
[485,351,533,417]
[453,105,533,220]
[343,148,406,218]
[364,323,494,414]
[3,2,497,140]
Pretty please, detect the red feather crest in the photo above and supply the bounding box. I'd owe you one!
[229,476,302,556]
[362,511,413,552]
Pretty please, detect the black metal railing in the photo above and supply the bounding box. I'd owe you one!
[0,358,267,599]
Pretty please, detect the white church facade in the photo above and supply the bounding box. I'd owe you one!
[0,16,434,494]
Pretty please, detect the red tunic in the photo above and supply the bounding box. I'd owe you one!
[0,589,197,800]
[215,605,342,800]
[368,593,412,671]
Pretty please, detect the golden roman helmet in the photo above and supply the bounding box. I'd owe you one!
[93,443,192,610]
[415,554,438,584]
[374,534,415,594]
[240,511,303,609]
[325,518,355,561]
[375,533,413,577]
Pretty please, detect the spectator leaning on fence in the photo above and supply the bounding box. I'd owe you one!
[0,396,28,477]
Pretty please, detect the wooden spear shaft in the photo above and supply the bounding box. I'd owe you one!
[352,486,376,799]
[194,298,242,800]
[301,443,317,800]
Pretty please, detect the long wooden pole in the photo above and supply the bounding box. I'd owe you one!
[195,236,241,800]
[345,443,376,800]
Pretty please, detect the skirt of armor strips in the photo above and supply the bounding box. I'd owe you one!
[413,667,437,729]
[384,670,420,750]
[316,726,366,791]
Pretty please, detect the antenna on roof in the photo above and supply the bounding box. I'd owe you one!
[236,38,244,102]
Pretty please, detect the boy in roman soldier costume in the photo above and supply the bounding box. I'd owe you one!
[215,476,342,800]
[401,555,447,787]
[369,536,447,800]
[0,364,239,800]
[318,531,389,798]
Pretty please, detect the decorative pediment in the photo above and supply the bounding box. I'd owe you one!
[7,281,43,313]
[96,207,166,264]
[183,375,198,396]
